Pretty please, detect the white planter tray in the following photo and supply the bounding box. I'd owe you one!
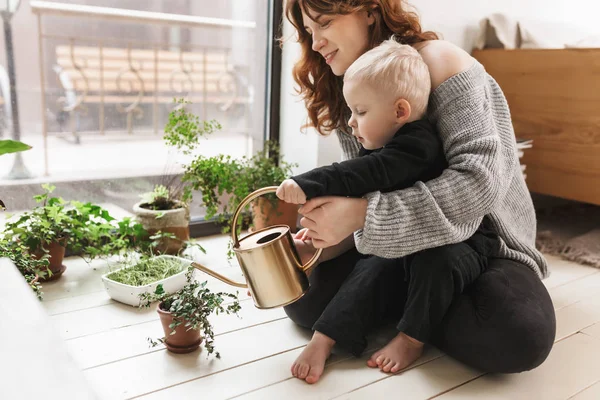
[101,255,191,307]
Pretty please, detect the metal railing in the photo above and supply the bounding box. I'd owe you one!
[31,1,257,176]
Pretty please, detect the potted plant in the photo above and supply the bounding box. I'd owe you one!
[1,184,165,280]
[0,238,47,299]
[163,101,299,240]
[133,183,190,255]
[101,254,191,306]
[139,268,241,356]
[2,184,76,281]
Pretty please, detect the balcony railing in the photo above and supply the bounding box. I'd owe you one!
[31,1,257,176]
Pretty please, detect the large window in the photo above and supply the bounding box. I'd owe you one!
[0,0,272,230]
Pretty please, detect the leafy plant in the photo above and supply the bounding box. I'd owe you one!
[1,184,183,263]
[139,184,181,211]
[3,184,76,254]
[106,256,185,286]
[164,100,296,220]
[163,99,221,156]
[0,239,47,299]
[0,139,31,156]
[139,268,241,358]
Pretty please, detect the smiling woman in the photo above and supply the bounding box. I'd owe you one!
[285,0,438,135]
[281,0,555,386]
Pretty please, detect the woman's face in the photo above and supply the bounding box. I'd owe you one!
[301,7,375,76]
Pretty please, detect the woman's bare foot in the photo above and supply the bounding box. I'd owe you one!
[367,332,424,373]
[291,331,335,384]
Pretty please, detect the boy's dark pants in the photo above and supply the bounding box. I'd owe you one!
[283,230,556,373]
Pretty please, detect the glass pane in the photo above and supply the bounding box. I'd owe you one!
[0,0,267,223]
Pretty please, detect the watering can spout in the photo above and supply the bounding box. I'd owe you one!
[191,262,248,289]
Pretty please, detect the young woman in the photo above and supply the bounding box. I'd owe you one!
[282,0,556,385]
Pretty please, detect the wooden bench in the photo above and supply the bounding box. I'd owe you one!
[54,45,250,119]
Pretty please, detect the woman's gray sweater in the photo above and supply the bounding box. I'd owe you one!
[336,61,547,279]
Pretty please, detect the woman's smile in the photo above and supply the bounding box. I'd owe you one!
[324,50,338,65]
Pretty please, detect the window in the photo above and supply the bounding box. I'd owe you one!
[0,0,276,235]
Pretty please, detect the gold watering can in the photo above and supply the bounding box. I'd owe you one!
[190,186,322,309]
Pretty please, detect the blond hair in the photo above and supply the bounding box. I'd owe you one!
[344,37,431,119]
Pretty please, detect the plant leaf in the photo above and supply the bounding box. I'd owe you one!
[0,140,31,156]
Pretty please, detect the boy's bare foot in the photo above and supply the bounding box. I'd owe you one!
[291,331,335,384]
[367,332,424,373]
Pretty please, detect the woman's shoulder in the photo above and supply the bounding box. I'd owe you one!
[415,40,475,91]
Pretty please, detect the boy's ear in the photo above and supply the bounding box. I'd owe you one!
[394,99,412,123]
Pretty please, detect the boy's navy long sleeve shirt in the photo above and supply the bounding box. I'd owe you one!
[292,119,448,199]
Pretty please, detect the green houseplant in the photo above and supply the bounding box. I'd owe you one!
[101,254,191,307]
[1,184,176,281]
[2,184,77,281]
[133,182,190,255]
[139,267,241,357]
[0,239,46,299]
[163,101,299,242]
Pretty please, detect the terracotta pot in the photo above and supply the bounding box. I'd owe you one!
[251,198,299,232]
[157,303,202,354]
[35,241,67,282]
[133,201,190,255]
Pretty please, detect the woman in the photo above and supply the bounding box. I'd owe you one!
[282,0,556,385]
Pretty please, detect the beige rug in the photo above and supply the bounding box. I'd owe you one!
[535,200,600,269]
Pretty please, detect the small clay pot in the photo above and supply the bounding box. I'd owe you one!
[133,201,190,255]
[251,198,298,232]
[35,240,67,282]
[157,302,202,354]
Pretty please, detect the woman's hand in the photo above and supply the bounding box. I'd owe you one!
[298,196,368,248]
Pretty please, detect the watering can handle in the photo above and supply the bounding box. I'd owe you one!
[231,186,323,273]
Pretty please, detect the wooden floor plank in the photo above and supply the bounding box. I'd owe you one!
[83,319,310,399]
[433,334,600,400]
[66,299,286,369]
[570,381,600,400]
[139,348,317,400]
[337,355,481,400]
[548,271,600,310]
[581,323,600,339]
[543,255,598,290]
[49,270,248,340]
[44,290,113,315]
[138,327,432,400]
[555,296,600,341]
[33,237,600,400]
[233,347,446,400]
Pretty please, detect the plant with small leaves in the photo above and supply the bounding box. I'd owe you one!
[139,267,241,358]
[139,184,185,211]
[163,99,221,155]
[0,238,47,299]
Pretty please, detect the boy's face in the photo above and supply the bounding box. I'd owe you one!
[343,80,403,150]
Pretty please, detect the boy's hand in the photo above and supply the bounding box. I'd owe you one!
[276,179,307,204]
[294,228,311,242]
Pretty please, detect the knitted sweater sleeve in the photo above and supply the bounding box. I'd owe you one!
[337,62,516,258]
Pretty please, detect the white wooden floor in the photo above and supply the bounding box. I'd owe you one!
[40,235,600,400]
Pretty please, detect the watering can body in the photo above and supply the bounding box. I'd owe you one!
[191,187,321,309]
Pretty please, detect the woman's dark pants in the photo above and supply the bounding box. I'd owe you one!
[283,234,556,374]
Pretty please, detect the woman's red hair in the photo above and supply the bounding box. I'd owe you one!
[284,0,438,135]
